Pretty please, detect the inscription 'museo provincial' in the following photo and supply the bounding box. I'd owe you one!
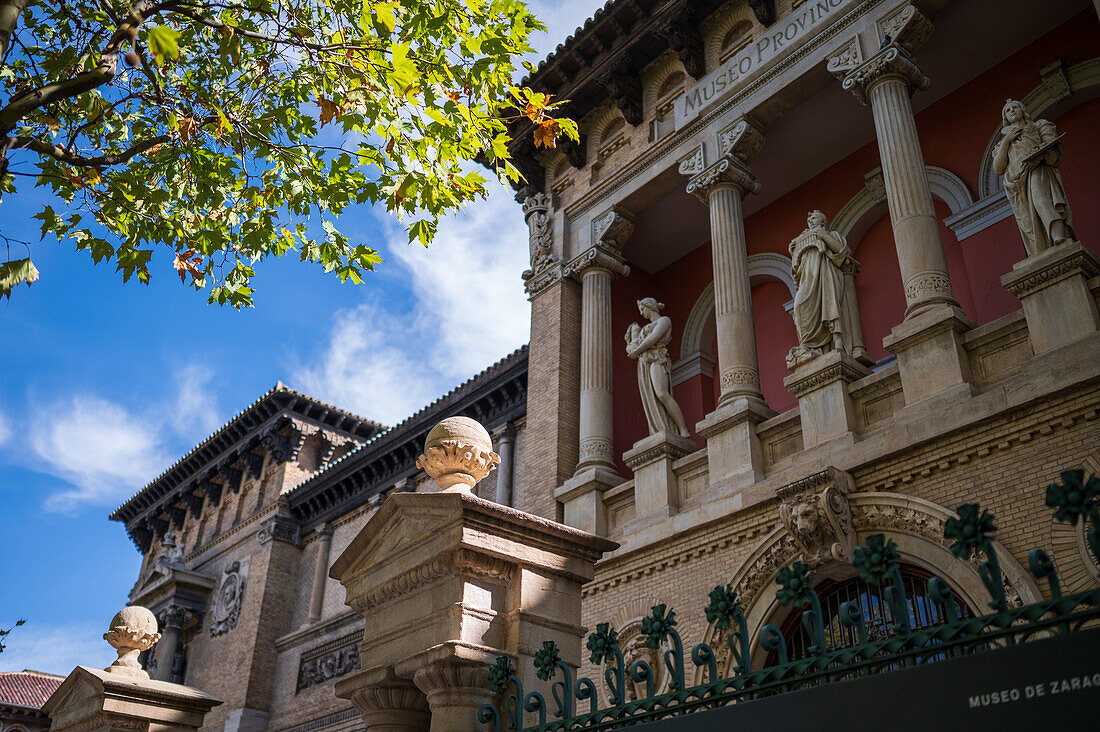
[675,0,849,128]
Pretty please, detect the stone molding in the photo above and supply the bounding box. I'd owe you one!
[258,510,301,546]
[685,154,760,203]
[623,433,695,471]
[776,467,855,568]
[564,245,630,280]
[1001,242,1100,298]
[522,260,564,298]
[783,353,870,398]
[837,44,930,105]
[719,365,761,393]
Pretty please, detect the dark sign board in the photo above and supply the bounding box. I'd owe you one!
[636,627,1100,731]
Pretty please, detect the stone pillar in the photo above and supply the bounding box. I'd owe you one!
[833,30,976,406]
[623,433,696,520]
[492,423,517,506]
[679,124,775,489]
[43,607,221,732]
[152,605,190,682]
[783,352,871,448]
[305,523,334,625]
[556,214,631,534]
[331,418,616,731]
[1001,241,1100,353]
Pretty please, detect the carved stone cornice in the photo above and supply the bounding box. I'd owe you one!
[564,245,630,281]
[777,466,855,569]
[837,44,930,105]
[784,354,870,398]
[522,260,564,298]
[598,63,643,126]
[592,206,635,251]
[685,155,760,204]
[655,15,705,80]
[748,0,777,27]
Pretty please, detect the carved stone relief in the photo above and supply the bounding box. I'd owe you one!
[297,639,361,692]
[776,467,855,570]
[210,558,248,637]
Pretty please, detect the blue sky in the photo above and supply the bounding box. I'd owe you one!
[0,0,599,675]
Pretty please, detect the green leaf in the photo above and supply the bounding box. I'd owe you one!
[147,26,182,65]
[0,258,40,298]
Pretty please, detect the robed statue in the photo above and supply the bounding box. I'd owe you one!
[786,211,868,368]
[993,99,1076,257]
[625,298,690,438]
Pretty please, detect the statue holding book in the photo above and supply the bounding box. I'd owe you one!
[993,99,1077,257]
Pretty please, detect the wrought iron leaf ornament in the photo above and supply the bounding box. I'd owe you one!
[944,503,997,559]
[852,533,900,585]
[533,641,560,682]
[775,561,815,606]
[1046,469,1100,524]
[488,655,514,694]
[704,584,741,630]
[586,623,619,665]
[640,604,678,649]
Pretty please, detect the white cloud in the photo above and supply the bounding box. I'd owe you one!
[0,406,12,446]
[31,396,171,513]
[295,178,530,426]
[171,364,222,440]
[0,620,114,676]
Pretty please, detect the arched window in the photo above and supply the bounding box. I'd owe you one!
[719,21,752,63]
[772,565,975,663]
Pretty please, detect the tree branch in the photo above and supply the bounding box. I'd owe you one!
[11,133,170,166]
[0,0,28,64]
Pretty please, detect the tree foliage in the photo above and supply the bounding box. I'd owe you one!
[0,0,573,305]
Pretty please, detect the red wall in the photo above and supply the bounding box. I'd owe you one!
[608,9,1100,466]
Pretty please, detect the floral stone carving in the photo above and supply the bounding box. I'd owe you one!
[415,416,500,493]
[103,606,162,679]
[210,559,247,636]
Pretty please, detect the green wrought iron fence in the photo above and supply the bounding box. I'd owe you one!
[479,469,1100,731]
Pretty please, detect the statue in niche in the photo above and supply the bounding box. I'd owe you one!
[625,298,690,438]
[786,211,868,368]
[993,99,1076,257]
[158,531,185,566]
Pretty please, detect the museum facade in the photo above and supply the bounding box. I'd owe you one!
[109,0,1100,730]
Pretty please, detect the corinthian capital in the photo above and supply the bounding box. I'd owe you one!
[685,155,760,203]
[837,44,930,105]
[564,245,630,280]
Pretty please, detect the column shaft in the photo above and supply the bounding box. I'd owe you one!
[493,427,516,506]
[577,268,615,469]
[867,75,957,317]
[708,184,761,404]
[153,626,179,682]
[307,524,334,625]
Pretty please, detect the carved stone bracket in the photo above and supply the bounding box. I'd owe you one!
[748,0,777,27]
[655,15,705,80]
[592,207,635,252]
[598,63,643,125]
[258,507,302,546]
[777,467,855,570]
[564,245,630,281]
[561,133,587,168]
[685,155,760,203]
[826,35,864,77]
[876,3,933,52]
[676,145,705,177]
[837,44,930,105]
[717,119,765,163]
[522,261,564,298]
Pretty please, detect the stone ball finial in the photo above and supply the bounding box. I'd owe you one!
[415,416,501,493]
[103,606,161,678]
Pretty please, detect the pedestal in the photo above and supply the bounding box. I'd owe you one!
[329,491,616,730]
[1001,241,1100,354]
[783,351,872,448]
[623,432,697,518]
[696,397,774,488]
[555,466,622,535]
[43,666,221,732]
[882,304,975,405]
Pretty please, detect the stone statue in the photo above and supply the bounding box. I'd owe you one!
[625,298,690,438]
[158,531,185,566]
[993,99,1076,257]
[787,211,866,368]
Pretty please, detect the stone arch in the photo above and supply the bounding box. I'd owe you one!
[642,53,688,120]
[584,103,626,163]
[677,253,797,366]
[692,492,1043,683]
[977,57,1100,198]
[832,165,975,248]
[703,4,757,71]
[606,596,673,697]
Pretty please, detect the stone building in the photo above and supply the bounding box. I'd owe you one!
[111,0,1100,729]
[0,671,63,732]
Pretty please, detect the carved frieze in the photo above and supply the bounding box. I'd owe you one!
[210,559,248,636]
[902,271,954,302]
[777,467,855,569]
[297,639,361,692]
[719,366,760,393]
[564,245,630,281]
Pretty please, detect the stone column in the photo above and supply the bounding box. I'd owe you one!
[44,607,221,732]
[153,605,190,682]
[832,28,976,406]
[492,423,516,506]
[305,523,334,625]
[403,655,493,732]
[679,123,775,489]
[556,212,631,535]
[336,667,430,732]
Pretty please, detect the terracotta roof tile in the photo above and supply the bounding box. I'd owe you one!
[0,671,64,709]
